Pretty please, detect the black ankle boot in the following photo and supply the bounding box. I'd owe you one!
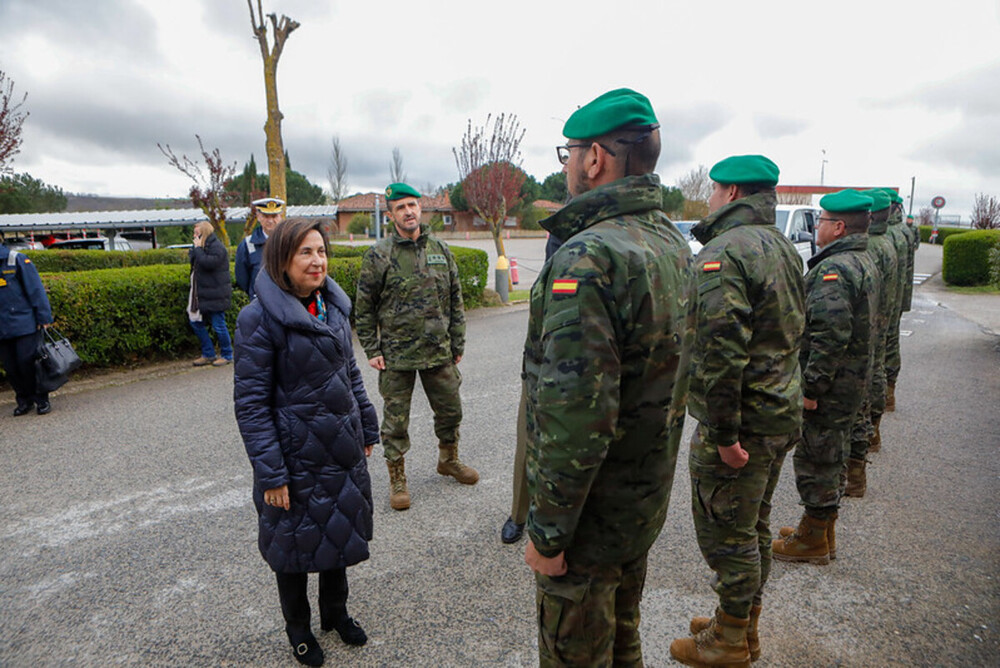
[329,616,367,646]
[287,629,324,666]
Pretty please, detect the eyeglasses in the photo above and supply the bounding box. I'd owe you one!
[556,142,617,165]
[816,216,843,225]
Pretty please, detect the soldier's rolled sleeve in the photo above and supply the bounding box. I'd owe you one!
[354,250,383,359]
[529,272,619,558]
[447,251,465,358]
[695,258,751,448]
[802,274,853,400]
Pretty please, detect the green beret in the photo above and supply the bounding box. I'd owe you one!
[884,189,904,204]
[385,182,421,201]
[820,189,873,213]
[861,188,891,211]
[709,154,780,187]
[563,88,659,139]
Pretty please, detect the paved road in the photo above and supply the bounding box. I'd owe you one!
[1,266,998,666]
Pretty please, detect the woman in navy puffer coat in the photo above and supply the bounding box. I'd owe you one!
[234,219,378,666]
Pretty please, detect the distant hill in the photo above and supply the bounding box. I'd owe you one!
[65,195,191,212]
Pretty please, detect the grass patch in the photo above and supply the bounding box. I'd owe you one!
[509,289,531,301]
[946,284,1000,295]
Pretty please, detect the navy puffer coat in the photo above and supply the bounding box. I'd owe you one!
[234,269,379,573]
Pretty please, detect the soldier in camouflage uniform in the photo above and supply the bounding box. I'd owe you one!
[844,189,899,496]
[522,88,696,667]
[883,190,915,412]
[772,190,879,566]
[671,155,805,668]
[355,183,478,512]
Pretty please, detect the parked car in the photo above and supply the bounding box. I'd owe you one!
[48,236,134,251]
[1,236,45,250]
[775,204,819,265]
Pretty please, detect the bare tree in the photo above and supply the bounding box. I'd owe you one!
[0,70,28,174]
[453,113,526,260]
[918,206,935,226]
[390,146,407,183]
[158,136,238,246]
[677,164,714,203]
[248,0,299,205]
[326,135,349,203]
[970,193,1000,229]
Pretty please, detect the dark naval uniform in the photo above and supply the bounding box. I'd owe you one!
[687,189,805,619]
[235,225,268,300]
[355,223,466,461]
[525,174,696,665]
[0,243,54,414]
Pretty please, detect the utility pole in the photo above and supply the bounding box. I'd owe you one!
[374,193,381,241]
[908,176,916,216]
[820,149,828,186]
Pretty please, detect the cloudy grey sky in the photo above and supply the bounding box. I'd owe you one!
[1,0,997,219]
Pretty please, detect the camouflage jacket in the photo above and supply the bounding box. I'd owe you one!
[867,212,900,349]
[801,234,880,428]
[886,212,911,314]
[523,174,696,564]
[688,192,806,447]
[895,211,919,312]
[355,224,465,370]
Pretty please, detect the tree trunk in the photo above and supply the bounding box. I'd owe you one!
[262,60,286,204]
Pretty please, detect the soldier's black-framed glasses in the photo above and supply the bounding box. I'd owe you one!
[556,142,617,165]
[816,216,843,225]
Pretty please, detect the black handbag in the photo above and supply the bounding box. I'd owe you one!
[35,327,82,393]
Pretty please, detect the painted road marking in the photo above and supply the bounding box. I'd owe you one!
[913,273,932,285]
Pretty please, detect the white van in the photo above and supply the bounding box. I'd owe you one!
[775,204,819,266]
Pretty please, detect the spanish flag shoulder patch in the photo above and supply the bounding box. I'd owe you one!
[703,261,722,272]
[551,279,579,295]
[822,273,839,282]
[23,258,31,264]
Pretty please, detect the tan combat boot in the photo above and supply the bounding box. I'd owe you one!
[885,383,896,412]
[689,605,761,662]
[844,458,866,497]
[386,459,411,510]
[436,443,479,485]
[672,608,750,667]
[772,513,830,564]
[868,414,882,453]
[827,511,838,559]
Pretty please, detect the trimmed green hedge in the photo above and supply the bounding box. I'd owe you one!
[918,225,970,244]
[942,229,1000,286]
[24,248,190,272]
[26,246,487,370]
[990,246,1000,289]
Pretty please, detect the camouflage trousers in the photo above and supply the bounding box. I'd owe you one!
[885,307,904,386]
[690,423,796,619]
[378,363,462,462]
[849,399,874,460]
[793,414,851,517]
[536,554,647,667]
[511,380,530,524]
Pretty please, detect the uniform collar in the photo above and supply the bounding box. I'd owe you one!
[807,233,869,270]
[692,191,777,244]
[540,174,664,242]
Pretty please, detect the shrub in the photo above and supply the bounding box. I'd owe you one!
[328,244,370,258]
[918,225,969,244]
[942,229,1000,286]
[989,245,1000,289]
[24,248,190,272]
[348,212,370,235]
[28,246,489,370]
[519,206,549,231]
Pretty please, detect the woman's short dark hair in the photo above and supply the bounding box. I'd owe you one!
[263,217,330,293]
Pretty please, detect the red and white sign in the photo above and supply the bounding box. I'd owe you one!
[931,196,946,209]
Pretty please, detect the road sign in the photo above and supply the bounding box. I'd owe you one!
[931,196,946,209]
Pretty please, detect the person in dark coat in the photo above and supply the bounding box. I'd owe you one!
[235,197,286,301]
[0,238,54,415]
[234,218,379,666]
[187,222,233,366]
